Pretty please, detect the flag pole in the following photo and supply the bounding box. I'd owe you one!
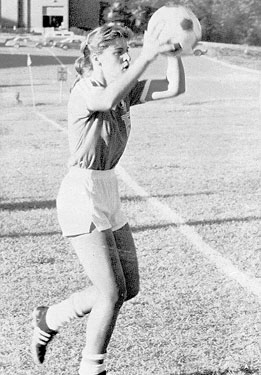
[27,54,36,109]
[59,80,63,103]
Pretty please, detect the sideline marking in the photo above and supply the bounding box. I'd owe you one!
[46,47,73,76]
[35,111,261,303]
[34,55,261,303]
[116,166,261,303]
[36,111,67,132]
[202,54,260,75]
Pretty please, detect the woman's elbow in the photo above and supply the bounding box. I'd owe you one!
[171,85,186,98]
[176,80,186,96]
[178,85,186,96]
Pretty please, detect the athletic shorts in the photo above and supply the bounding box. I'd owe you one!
[56,167,127,237]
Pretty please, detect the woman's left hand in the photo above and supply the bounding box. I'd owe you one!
[152,55,186,100]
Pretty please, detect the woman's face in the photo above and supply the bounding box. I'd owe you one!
[97,37,130,83]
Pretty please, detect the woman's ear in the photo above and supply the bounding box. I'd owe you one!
[92,53,102,66]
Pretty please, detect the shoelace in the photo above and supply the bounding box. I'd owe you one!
[32,326,51,346]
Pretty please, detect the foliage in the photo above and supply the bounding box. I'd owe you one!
[101,0,261,45]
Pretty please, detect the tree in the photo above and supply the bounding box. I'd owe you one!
[104,1,132,27]
[103,0,261,45]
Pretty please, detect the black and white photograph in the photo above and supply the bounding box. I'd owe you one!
[0,1,261,374]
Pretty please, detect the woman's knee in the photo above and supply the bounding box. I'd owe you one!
[102,283,127,308]
[125,282,139,301]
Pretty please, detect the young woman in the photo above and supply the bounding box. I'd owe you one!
[31,23,185,375]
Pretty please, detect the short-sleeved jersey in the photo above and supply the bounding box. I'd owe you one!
[67,78,148,170]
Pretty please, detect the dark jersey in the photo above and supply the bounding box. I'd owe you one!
[67,78,148,170]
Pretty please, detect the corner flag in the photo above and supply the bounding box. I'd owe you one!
[27,53,35,108]
[27,54,32,66]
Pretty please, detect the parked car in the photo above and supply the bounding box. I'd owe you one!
[5,36,43,48]
[42,29,75,46]
[53,36,84,50]
[193,43,208,56]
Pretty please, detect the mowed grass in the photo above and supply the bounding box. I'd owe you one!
[0,45,261,375]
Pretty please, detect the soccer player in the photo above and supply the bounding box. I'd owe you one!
[31,23,185,375]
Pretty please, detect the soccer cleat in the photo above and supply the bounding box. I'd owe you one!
[31,306,57,364]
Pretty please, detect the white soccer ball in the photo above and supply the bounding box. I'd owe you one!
[147,5,202,55]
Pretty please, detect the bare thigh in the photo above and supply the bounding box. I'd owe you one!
[113,223,140,300]
[70,228,127,300]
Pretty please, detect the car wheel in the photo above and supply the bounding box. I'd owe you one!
[193,49,202,56]
[194,48,208,56]
[14,44,20,48]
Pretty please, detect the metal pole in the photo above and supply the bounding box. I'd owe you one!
[59,80,63,103]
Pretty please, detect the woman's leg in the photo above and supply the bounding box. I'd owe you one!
[46,223,139,329]
[113,223,140,301]
[34,223,139,371]
[70,228,127,374]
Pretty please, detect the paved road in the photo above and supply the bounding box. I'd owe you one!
[0,48,77,69]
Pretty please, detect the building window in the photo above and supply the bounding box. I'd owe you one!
[43,15,63,28]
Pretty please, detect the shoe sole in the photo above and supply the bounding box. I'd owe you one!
[31,308,44,365]
[32,307,42,327]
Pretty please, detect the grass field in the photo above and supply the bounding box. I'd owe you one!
[0,44,261,375]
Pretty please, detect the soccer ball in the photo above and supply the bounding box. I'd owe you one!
[147,5,202,55]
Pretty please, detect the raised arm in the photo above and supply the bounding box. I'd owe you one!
[84,27,181,112]
[151,55,185,100]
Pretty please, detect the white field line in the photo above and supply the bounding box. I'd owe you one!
[34,111,261,303]
[46,47,73,76]
[201,55,261,113]
[36,111,67,132]
[259,78,261,112]
[202,55,261,114]
[202,54,260,75]
[34,48,261,304]
[116,166,261,303]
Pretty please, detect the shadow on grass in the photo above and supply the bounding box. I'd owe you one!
[121,191,217,202]
[0,230,61,239]
[0,224,169,239]
[0,83,49,88]
[1,212,261,239]
[0,199,56,211]
[179,367,259,375]
[155,191,216,198]
[1,198,260,227]
[132,223,171,233]
[186,215,261,226]
[35,102,54,106]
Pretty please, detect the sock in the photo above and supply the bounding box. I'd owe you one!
[79,353,107,375]
[46,292,87,331]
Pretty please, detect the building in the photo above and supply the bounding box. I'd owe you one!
[0,0,101,32]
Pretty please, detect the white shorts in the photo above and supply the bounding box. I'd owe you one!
[56,167,127,237]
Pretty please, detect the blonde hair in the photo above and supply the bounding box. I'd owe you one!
[74,24,132,78]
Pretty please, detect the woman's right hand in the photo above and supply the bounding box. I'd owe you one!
[141,24,182,63]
